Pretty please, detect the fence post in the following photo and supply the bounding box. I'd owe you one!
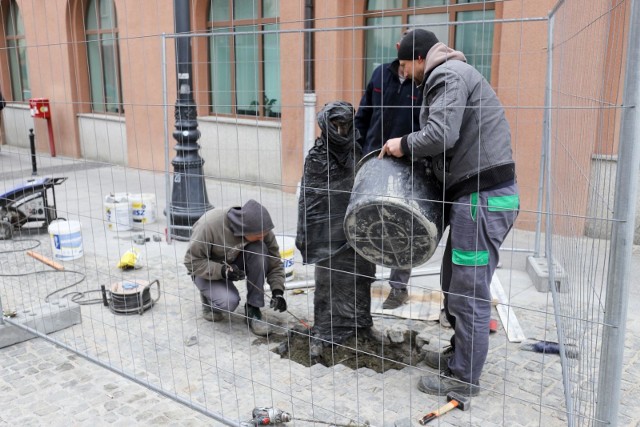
[535,7,556,258]
[543,9,576,425]
[595,0,640,425]
[161,33,172,245]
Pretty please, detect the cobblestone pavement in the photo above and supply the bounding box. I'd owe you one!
[1,147,639,426]
[0,339,212,425]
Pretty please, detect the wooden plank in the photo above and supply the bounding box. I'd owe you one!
[26,250,64,271]
[490,275,526,343]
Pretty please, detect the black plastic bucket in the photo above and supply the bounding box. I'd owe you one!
[343,150,444,269]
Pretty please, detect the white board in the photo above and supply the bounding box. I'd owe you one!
[491,275,526,343]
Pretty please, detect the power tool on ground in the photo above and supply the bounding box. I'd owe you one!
[248,407,292,425]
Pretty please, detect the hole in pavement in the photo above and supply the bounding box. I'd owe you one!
[273,329,423,373]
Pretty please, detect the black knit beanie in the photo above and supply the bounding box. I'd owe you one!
[227,199,274,236]
[397,29,439,60]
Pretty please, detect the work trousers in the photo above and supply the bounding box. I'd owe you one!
[193,240,269,312]
[389,268,411,289]
[442,182,519,384]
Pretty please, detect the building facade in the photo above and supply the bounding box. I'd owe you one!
[0,0,630,233]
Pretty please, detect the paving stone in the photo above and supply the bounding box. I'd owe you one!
[33,401,61,416]
[74,408,101,423]
[103,399,119,411]
[388,324,408,344]
[4,371,24,382]
[68,401,91,415]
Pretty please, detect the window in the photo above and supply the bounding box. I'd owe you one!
[364,0,495,83]
[85,0,123,113]
[5,0,30,101]
[208,0,281,118]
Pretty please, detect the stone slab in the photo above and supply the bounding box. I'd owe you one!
[0,301,82,348]
[526,256,567,293]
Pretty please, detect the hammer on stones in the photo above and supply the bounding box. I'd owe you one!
[418,391,470,424]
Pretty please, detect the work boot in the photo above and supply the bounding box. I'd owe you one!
[417,368,480,397]
[382,288,409,309]
[245,303,269,336]
[200,294,224,322]
[439,308,452,328]
[424,345,455,370]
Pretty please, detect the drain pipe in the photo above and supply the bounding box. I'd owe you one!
[302,0,316,158]
[304,0,314,93]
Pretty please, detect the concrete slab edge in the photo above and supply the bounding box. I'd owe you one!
[0,301,82,348]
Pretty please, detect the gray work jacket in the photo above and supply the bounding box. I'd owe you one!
[183,207,285,292]
[403,59,515,201]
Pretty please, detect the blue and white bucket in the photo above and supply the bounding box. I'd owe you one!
[275,236,296,281]
[48,220,83,261]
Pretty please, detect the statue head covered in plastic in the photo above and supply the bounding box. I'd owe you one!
[316,101,360,165]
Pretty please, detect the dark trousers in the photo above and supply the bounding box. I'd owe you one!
[193,241,269,312]
[389,268,411,289]
[441,183,519,384]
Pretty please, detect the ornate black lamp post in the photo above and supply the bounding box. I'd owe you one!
[168,0,212,240]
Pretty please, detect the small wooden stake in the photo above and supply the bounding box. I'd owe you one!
[26,250,64,271]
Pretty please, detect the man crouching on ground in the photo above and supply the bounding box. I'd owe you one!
[184,199,287,336]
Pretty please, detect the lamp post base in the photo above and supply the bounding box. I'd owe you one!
[167,202,211,240]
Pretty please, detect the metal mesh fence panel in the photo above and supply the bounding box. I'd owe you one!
[545,0,638,425]
[0,1,638,425]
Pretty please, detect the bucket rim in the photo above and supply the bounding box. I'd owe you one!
[275,235,296,244]
[355,149,382,174]
[48,219,82,230]
[129,193,157,200]
[356,148,418,174]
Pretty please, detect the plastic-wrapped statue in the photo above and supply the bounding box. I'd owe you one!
[296,101,361,264]
[296,101,376,354]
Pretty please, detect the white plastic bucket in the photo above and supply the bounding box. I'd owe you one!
[104,193,131,232]
[276,236,296,281]
[129,193,157,225]
[48,220,83,261]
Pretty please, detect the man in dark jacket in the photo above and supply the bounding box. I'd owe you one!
[381,29,520,396]
[355,59,422,157]
[355,54,423,310]
[184,199,287,336]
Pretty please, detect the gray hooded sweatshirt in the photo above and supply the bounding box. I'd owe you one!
[400,43,515,202]
[183,203,285,293]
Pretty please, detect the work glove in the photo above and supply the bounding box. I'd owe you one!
[221,264,246,281]
[270,289,287,313]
